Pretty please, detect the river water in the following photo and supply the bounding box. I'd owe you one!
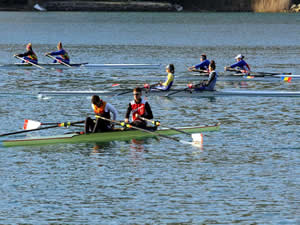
[0,12,299,224]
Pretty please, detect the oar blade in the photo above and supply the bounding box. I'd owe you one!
[191,133,203,144]
[23,119,41,130]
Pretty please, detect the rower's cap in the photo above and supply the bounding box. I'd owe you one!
[235,54,243,59]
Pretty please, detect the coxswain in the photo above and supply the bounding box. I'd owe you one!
[85,95,118,133]
[190,60,218,91]
[188,54,210,72]
[45,42,70,64]
[124,87,154,128]
[14,43,38,64]
[151,64,175,91]
[225,54,250,74]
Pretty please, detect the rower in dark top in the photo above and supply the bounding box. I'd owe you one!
[190,60,218,91]
[188,54,210,72]
[125,87,154,128]
[45,42,70,64]
[14,43,38,64]
[85,95,118,133]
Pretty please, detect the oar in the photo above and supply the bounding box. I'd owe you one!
[225,67,291,76]
[251,71,292,76]
[14,55,45,70]
[115,89,133,96]
[115,83,159,96]
[165,87,191,97]
[46,54,72,68]
[138,116,203,143]
[0,120,84,137]
[95,116,195,145]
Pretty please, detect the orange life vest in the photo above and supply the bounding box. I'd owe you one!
[92,101,110,118]
[130,99,146,121]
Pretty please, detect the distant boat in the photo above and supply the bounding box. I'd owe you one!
[33,4,46,12]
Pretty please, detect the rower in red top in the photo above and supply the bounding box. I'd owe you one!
[45,42,70,64]
[85,95,118,133]
[14,43,38,64]
[125,87,154,128]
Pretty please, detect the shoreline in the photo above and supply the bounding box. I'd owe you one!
[0,1,298,12]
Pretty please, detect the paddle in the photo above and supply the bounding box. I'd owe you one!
[115,83,160,96]
[225,67,291,76]
[165,86,191,97]
[95,116,195,145]
[46,54,72,68]
[138,116,203,143]
[0,120,84,137]
[14,55,45,69]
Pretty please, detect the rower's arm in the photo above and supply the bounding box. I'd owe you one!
[125,103,132,120]
[49,49,65,56]
[17,50,31,57]
[143,102,153,120]
[106,103,118,121]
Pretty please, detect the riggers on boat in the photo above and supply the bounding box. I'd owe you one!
[1,124,220,147]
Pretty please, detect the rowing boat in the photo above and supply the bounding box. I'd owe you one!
[38,89,300,98]
[1,124,220,147]
[0,63,161,69]
[192,72,300,79]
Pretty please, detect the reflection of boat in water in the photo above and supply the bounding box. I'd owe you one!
[2,124,220,147]
[0,63,161,69]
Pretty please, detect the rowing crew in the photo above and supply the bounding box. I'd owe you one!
[148,61,217,92]
[85,87,154,133]
[14,42,70,65]
[188,53,250,75]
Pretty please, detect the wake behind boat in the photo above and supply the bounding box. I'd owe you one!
[0,63,161,69]
[1,124,220,147]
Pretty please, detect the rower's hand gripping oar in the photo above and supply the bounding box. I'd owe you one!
[14,55,45,70]
[94,116,195,145]
[46,54,72,68]
[138,116,203,144]
[0,120,85,137]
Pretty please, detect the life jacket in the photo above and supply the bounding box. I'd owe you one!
[28,51,38,61]
[92,101,110,119]
[60,49,70,61]
[130,99,147,121]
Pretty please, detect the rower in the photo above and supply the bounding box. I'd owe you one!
[225,54,251,74]
[125,87,154,128]
[85,95,118,133]
[45,42,70,64]
[152,64,175,91]
[188,54,210,72]
[14,43,38,64]
[190,60,218,91]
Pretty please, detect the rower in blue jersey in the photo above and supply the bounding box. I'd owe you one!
[190,60,217,91]
[225,54,251,74]
[45,42,70,64]
[152,64,175,91]
[14,43,38,64]
[188,54,210,72]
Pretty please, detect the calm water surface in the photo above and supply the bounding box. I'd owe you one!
[0,12,299,224]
